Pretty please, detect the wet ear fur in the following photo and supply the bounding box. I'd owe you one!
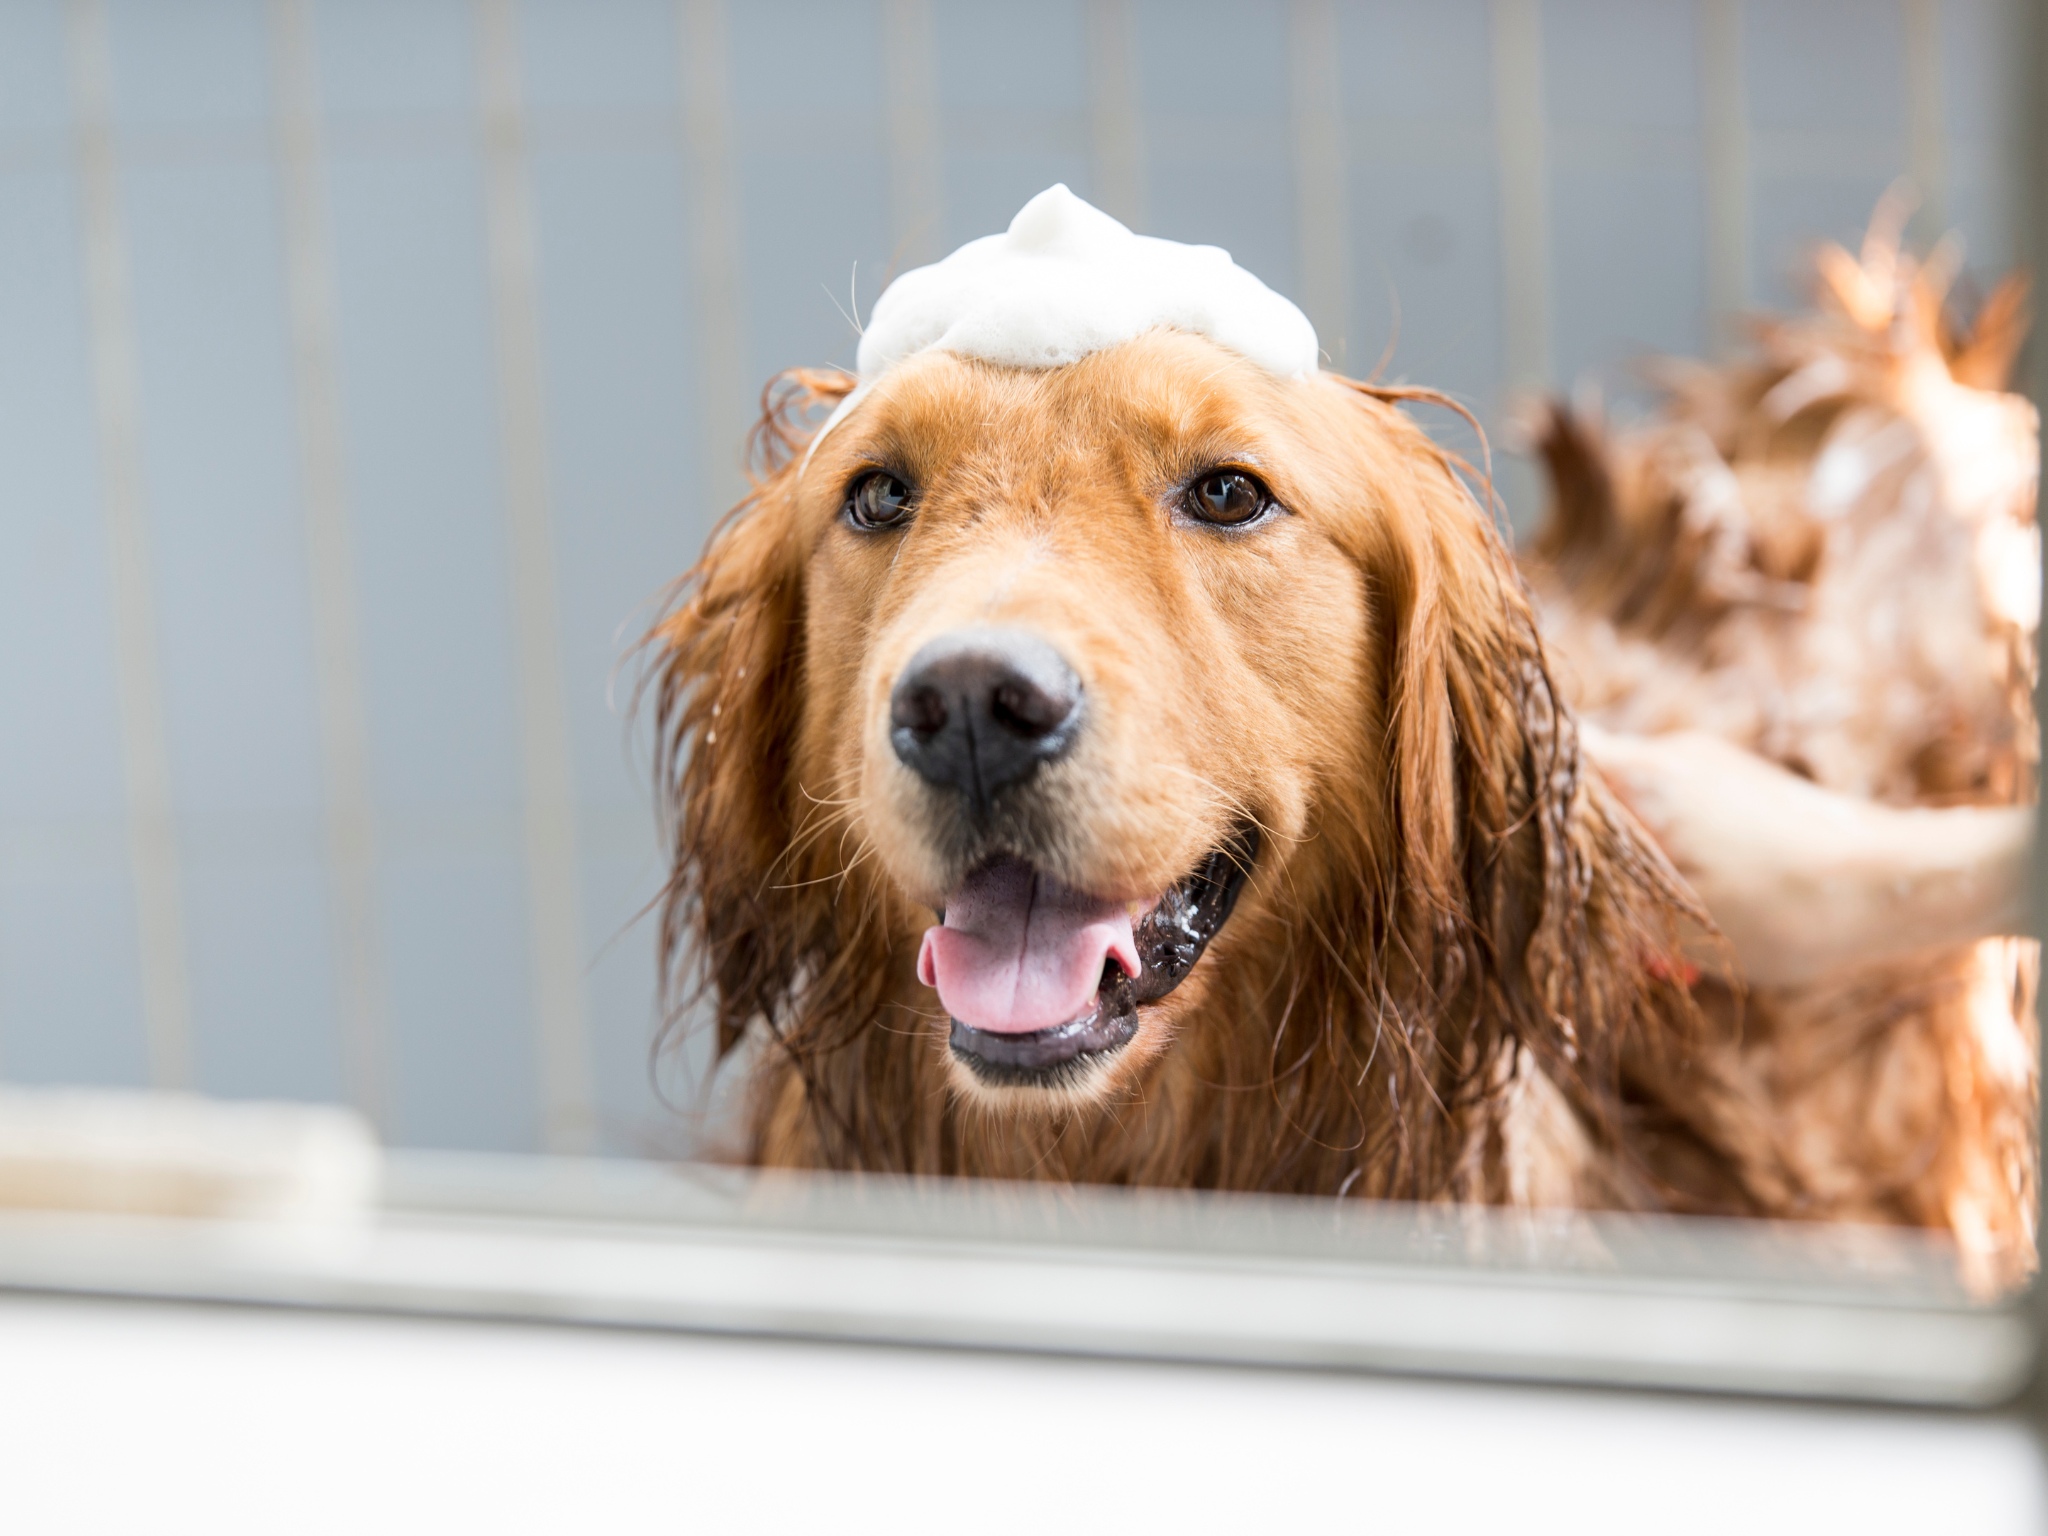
[648,369,855,1057]
[1332,381,1700,1186]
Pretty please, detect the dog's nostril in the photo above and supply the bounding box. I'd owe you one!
[893,683,950,739]
[888,628,1084,812]
[989,678,1068,738]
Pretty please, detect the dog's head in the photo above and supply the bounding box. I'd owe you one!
[654,329,1678,1164]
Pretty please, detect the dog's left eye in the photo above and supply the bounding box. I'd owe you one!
[845,472,915,531]
[1184,469,1272,527]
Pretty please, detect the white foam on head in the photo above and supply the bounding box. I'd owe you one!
[858,184,1318,379]
[806,185,1319,464]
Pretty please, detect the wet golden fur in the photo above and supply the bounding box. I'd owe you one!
[1522,217,2039,1284]
[650,330,1712,1205]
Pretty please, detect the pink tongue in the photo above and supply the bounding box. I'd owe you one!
[917,859,1141,1034]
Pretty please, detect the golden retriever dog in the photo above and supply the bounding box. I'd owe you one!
[646,198,2034,1278]
[649,325,1715,1209]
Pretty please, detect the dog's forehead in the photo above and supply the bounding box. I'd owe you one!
[852,331,1305,474]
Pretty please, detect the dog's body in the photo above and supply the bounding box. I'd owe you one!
[649,235,2036,1275]
[1523,225,2039,1284]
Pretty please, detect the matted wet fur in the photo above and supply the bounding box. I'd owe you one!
[647,330,1712,1208]
[1522,205,2039,1288]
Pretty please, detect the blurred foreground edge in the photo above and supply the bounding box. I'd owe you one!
[0,1148,2025,1408]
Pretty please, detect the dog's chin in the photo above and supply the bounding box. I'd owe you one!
[942,1011,1155,1105]
[945,979,1146,1106]
[939,828,1259,1109]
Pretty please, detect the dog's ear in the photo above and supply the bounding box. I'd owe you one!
[1337,385,1537,938]
[1337,382,1698,1165]
[647,370,855,1057]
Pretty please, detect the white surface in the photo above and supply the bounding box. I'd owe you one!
[1,1166,2023,1405]
[1,1294,2040,1535]
[0,1090,378,1222]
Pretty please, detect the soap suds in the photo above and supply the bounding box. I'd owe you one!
[807,185,1319,462]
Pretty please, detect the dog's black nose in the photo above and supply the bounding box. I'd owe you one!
[890,628,1083,814]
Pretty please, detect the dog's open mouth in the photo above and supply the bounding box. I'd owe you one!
[919,828,1259,1088]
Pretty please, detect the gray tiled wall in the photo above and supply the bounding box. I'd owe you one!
[0,0,2027,1151]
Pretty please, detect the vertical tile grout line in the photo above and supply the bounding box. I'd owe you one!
[882,0,943,271]
[1698,0,1750,355]
[1290,0,1349,371]
[266,0,389,1132]
[678,0,749,513]
[1490,0,1552,400]
[64,0,192,1090]
[1902,0,1947,240]
[1086,0,1146,231]
[474,0,595,1154]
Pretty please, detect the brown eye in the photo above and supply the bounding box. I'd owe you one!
[845,471,915,530]
[1186,469,1271,527]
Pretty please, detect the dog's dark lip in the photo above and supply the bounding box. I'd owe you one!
[948,1010,1139,1089]
[947,825,1261,1089]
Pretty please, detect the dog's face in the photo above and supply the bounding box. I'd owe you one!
[663,326,1682,1186]
[787,330,1401,1106]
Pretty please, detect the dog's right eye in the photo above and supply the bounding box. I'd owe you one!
[845,472,916,531]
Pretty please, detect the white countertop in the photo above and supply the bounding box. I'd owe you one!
[2,1291,2040,1535]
